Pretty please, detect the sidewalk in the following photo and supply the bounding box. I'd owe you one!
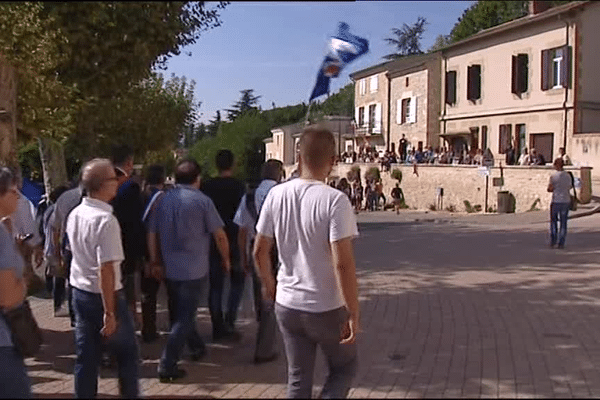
[356,198,600,227]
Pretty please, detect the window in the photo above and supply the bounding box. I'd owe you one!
[541,46,571,90]
[370,76,378,93]
[368,104,376,128]
[405,77,409,87]
[467,65,481,101]
[401,98,410,124]
[397,97,416,124]
[511,54,529,95]
[515,124,526,156]
[358,106,365,126]
[359,79,366,95]
[498,124,512,154]
[445,70,457,105]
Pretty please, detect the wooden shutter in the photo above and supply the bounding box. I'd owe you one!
[445,71,456,104]
[355,107,359,125]
[511,55,519,94]
[518,54,528,93]
[560,45,571,88]
[370,76,378,92]
[541,49,550,91]
[396,99,402,124]
[373,103,382,134]
[473,65,481,99]
[409,96,417,123]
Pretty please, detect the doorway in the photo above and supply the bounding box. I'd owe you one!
[529,133,553,164]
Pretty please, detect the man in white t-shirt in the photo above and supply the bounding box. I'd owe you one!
[66,159,139,398]
[547,157,573,249]
[254,128,360,398]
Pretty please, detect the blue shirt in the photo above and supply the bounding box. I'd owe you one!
[149,185,224,281]
[0,224,25,347]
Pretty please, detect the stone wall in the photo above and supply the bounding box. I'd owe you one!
[285,163,589,213]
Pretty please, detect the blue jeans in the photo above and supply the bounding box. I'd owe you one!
[0,346,31,398]
[72,288,139,398]
[209,254,245,333]
[159,278,208,374]
[550,202,570,247]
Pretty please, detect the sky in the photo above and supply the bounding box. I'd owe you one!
[162,1,475,124]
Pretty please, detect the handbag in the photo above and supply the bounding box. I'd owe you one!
[2,300,43,357]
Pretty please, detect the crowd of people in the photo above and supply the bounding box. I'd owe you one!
[338,135,574,170]
[0,128,360,399]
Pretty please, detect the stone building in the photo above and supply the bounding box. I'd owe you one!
[349,52,442,155]
[440,0,600,169]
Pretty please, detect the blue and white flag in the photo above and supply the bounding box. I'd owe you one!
[309,22,369,102]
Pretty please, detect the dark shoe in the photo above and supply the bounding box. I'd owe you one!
[549,243,556,249]
[142,331,159,343]
[254,353,278,364]
[213,329,242,343]
[159,367,187,383]
[557,244,565,249]
[190,347,207,362]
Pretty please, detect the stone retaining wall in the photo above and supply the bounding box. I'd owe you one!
[284,163,589,213]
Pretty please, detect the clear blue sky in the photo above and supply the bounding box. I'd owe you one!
[162,1,475,124]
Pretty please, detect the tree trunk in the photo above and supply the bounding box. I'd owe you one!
[38,136,68,194]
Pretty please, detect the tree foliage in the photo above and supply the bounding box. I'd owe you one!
[383,16,427,60]
[0,2,78,143]
[449,1,576,44]
[308,83,354,122]
[226,89,261,121]
[66,73,198,162]
[40,2,228,99]
[428,34,452,52]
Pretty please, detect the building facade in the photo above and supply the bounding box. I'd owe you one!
[350,52,442,155]
[440,0,599,168]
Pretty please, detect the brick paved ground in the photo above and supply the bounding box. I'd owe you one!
[27,212,600,398]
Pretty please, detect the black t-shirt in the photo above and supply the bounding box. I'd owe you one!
[201,177,245,260]
[111,179,146,265]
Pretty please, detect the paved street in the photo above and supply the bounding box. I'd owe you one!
[27,211,600,398]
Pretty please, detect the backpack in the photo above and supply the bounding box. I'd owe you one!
[61,189,85,258]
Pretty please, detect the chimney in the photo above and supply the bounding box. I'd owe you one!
[529,0,552,15]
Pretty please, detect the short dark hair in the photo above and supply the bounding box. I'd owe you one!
[175,159,201,185]
[49,185,69,203]
[145,164,165,186]
[215,149,234,172]
[261,159,283,181]
[0,167,17,196]
[111,144,134,166]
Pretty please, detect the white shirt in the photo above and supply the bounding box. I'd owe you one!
[256,178,359,313]
[550,171,572,204]
[233,179,278,238]
[67,197,124,293]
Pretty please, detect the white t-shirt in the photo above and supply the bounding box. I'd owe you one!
[550,171,572,204]
[256,178,359,313]
[67,197,124,293]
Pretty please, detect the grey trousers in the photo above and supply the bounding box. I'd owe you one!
[275,303,357,399]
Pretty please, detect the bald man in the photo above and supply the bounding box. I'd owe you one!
[253,128,360,398]
[66,159,139,398]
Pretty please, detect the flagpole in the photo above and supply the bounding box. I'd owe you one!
[305,101,313,125]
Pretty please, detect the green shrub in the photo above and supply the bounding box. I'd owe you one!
[464,200,474,213]
[391,168,402,184]
[365,166,380,182]
[347,166,361,182]
[428,203,437,211]
[528,198,541,211]
[445,205,456,212]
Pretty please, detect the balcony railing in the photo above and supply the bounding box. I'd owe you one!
[354,123,383,136]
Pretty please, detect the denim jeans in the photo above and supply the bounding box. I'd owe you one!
[209,254,245,333]
[159,278,208,375]
[275,303,357,399]
[0,346,31,398]
[550,202,570,247]
[72,287,139,398]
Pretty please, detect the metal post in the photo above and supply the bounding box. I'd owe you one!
[485,175,489,213]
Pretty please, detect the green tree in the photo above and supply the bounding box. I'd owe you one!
[428,34,452,52]
[309,83,354,121]
[207,110,222,137]
[226,89,262,121]
[383,17,427,60]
